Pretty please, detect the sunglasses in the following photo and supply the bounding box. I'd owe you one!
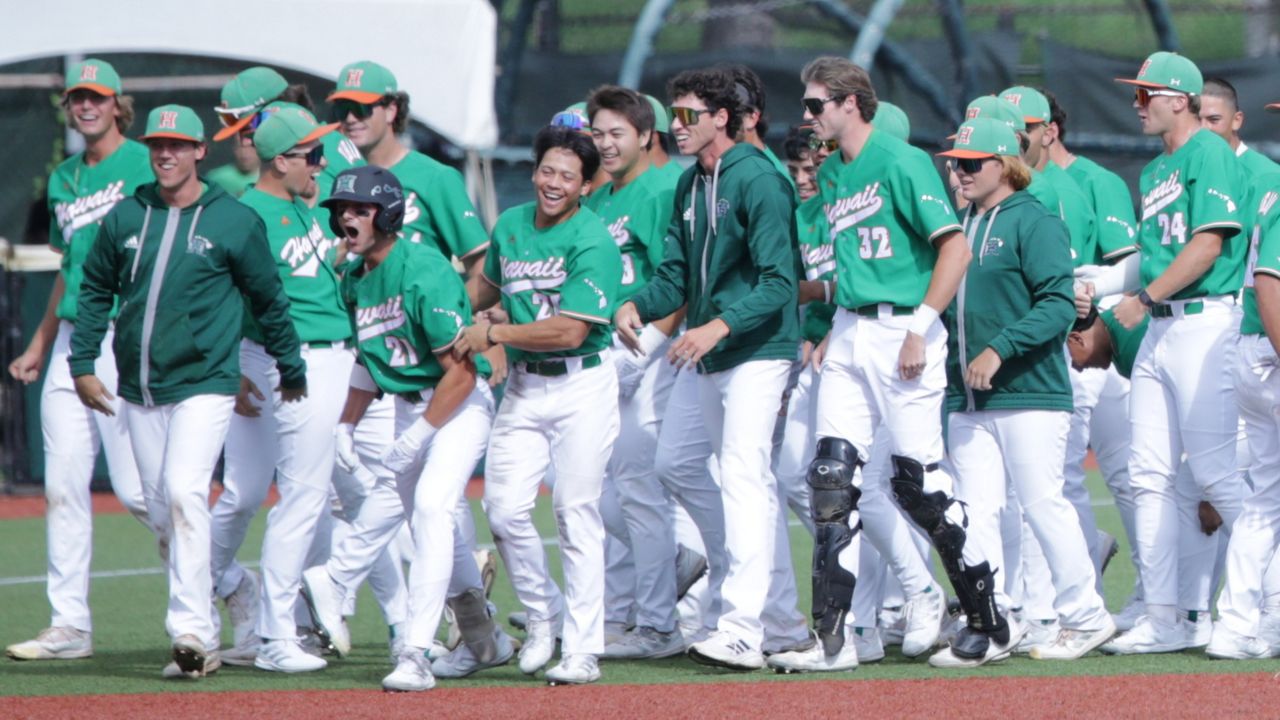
[330,99,386,122]
[953,156,994,174]
[283,145,325,166]
[215,101,262,129]
[1133,87,1184,107]
[669,106,712,126]
[807,134,839,153]
[802,95,846,117]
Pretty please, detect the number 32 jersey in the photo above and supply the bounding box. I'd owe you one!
[819,130,961,309]
[483,202,622,364]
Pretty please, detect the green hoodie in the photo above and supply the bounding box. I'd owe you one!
[630,143,800,373]
[944,189,1075,413]
[70,181,304,406]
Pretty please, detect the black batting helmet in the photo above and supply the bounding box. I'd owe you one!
[321,165,406,237]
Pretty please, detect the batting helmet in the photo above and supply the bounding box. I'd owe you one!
[321,165,406,237]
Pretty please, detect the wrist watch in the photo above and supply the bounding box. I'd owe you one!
[1137,289,1155,308]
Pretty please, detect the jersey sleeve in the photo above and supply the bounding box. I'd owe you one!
[642,183,676,271]
[1089,171,1139,262]
[482,215,506,288]
[559,224,622,325]
[409,263,473,354]
[1252,185,1280,281]
[431,167,491,260]
[892,154,962,243]
[1188,144,1244,238]
[67,218,120,376]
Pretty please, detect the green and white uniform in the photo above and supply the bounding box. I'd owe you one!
[1063,155,1138,263]
[206,164,257,198]
[391,151,489,262]
[1041,161,1098,267]
[586,166,675,304]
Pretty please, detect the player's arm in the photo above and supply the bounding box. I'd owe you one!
[229,217,307,399]
[436,167,491,280]
[1112,229,1227,329]
[629,198,691,326]
[1092,172,1139,263]
[381,350,479,473]
[68,222,121,415]
[899,229,970,380]
[466,248,502,312]
[9,273,65,383]
[1256,275,1280,359]
[708,174,797,336]
[798,278,833,305]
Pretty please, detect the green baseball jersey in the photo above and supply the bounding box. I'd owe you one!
[483,203,622,364]
[1062,155,1138,263]
[238,188,350,344]
[1136,130,1243,299]
[48,139,154,321]
[1100,308,1148,380]
[762,145,797,195]
[206,164,257,198]
[390,150,489,261]
[821,130,961,309]
[1041,162,1098,268]
[317,132,365,204]
[796,194,835,343]
[585,166,675,303]
[654,160,686,188]
[1234,145,1280,274]
[1240,175,1280,335]
[340,240,484,393]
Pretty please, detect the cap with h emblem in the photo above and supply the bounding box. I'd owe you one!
[1115,51,1203,95]
[64,58,122,97]
[141,104,205,143]
[327,61,398,104]
[937,117,1020,159]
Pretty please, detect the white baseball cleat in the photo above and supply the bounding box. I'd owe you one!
[546,654,601,685]
[853,626,885,664]
[255,639,328,673]
[301,566,351,657]
[1206,623,1273,660]
[878,606,905,647]
[1030,616,1116,660]
[224,569,261,652]
[1111,596,1144,632]
[5,626,93,661]
[688,631,765,671]
[1015,618,1060,655]
[518,619,557,675]
[166,634,218,679]
[1257,608,1280,655]
[382,647,436,692]
[1180,610,1211,648]
[601,626,685,660]
[1100,615,1187,655]
[929,620,1024,669]
[766,630,858,673]
[900,586,945,658]
[432,626,517,678]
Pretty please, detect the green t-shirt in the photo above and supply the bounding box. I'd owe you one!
[796,195,835,343]
[206,164,257,198]
[1041,162,1098,268]
[821,130,961,309]
[238,188,350,344]
[483,203,622,364]
[390,150,490,262]
[585,166,675,304]
[340,240,482,393]
[48,139,153,321]
[1063,155,1138,263]
[1136,130,1243,299]
[1240,177,1280,335]
[1100,308,1148,379]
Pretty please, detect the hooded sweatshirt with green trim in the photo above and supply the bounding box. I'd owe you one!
[944,189,1075,413]
[629,143,801,373]
[70,181,304,406]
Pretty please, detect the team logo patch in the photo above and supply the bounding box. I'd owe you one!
[334,174,357,195]
[123,235,139,250]
[80,64,98,81]
[1260,191,1279,217]
[956,126,974,144]
[1004,93,1022,106]
[158,111,179,130]
[715,198,730,219]
[345,69,364,87]
[965,107,980,119]
[981,236,1004,257]
[1207,187,1237,213]
[1137,59,1152,78]
[188,235,213,256]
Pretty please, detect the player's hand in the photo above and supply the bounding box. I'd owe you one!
[613,302,644,355]
[1112,294,1148,330]
[235,376,265,417]
[898,331,926,380]
[479,306,509,325]
[381,417,435,475]
[668,319,730,369]
[1073,281,1096,319]
[1198,501,1224,535]
[800,341,814,369]
[811,333,830,373]
[482,344,508,387]
[279,384,307,403]
[455,322,493,359]
[73,374,115,416]
[334,422,362,474]
[965,347,1003,391]
[8,350,43,384]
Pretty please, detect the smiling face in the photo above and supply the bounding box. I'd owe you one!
[590,108,649,180]
[669,93,720,158]
[786,152,818,201]
[531,147,588,227]
[278,141,326,200]
[147,138,205,194]
[339,100,393,153]
[65,89,119,141]
[802,81,850,142]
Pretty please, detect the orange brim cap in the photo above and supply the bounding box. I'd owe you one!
[213,114,255,142]
[298,122,340,146]
[1115,78,1167,89]
[141,131,202,142]
[937,149,996,159]
[63,82,117,97]
[326,89,383,104]
[1267,103,1280,113]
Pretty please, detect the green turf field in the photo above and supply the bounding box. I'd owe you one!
[0,470,1270,696]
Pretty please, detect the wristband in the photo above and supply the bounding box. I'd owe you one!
[822,281,833,305]
[907,304,940,337]
[402,416,438,446]
[486,324,496,346]
[636,323,669,358]
[337,422,356,438]
[1137,289,1155,308]
[349,363,377,393]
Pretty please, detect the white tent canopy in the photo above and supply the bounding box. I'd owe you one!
[0,0,499,150]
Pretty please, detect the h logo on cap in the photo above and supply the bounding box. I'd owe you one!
[345,69,364,87]
[159,111,179,130]
[1005,93,1022,105]
[1138,59,1152,78]
[957,126,974,144]
[80,64,98,81]
[966,107,980,119]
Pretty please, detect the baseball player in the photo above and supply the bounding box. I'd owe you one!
[69,105,305,678]
[937,117,1116,663]
[643,94,684,185]
[5,59,153,662]
[1081,52,1246,655]
[329,61,489,275]
[458,125,622,685]
[211,104,354,674]
[726,64,795,194]
[615,66,808,671]
[206,134,259,197]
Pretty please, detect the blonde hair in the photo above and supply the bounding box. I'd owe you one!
[1000,155,1031,191]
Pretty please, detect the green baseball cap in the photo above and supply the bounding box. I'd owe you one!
[999,86,1050,125]
[252,102,338,160]
[64,58,122,97]
[872,101,910,142]
[964,95,1026,132]
[1116,51,1203,95]
[213,67,289,141]
[938,117,1020,159]
[328,61,398,104]
[141,104,205,144]
[644,94,670,133]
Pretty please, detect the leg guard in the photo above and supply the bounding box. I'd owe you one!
[807,437,863,656]
[889,455,1007,644]
[447,588,499,663]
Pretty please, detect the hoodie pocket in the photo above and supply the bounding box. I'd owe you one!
[149,311,206,381]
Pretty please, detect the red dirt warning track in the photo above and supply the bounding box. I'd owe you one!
[9,671,1279,719]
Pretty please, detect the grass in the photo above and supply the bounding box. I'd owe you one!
[0,470,1272,697]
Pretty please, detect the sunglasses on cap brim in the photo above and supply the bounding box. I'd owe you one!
[283,145,325,166]
[550,112,591,133]
[330,99,386,122]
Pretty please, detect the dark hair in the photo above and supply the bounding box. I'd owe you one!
[725,64,769,137]
[1202,77,1239,113]
[782,124,814,162]
[384,91,411,134]
[654,128,672,156]
[1042,87,1067,142]
[533,125,601,180]
[278,83,316,113]
[587,85,655,147]
[800,56,877,123]
[667,68,744,138]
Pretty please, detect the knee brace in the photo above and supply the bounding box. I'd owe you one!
[807,437,863,656]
